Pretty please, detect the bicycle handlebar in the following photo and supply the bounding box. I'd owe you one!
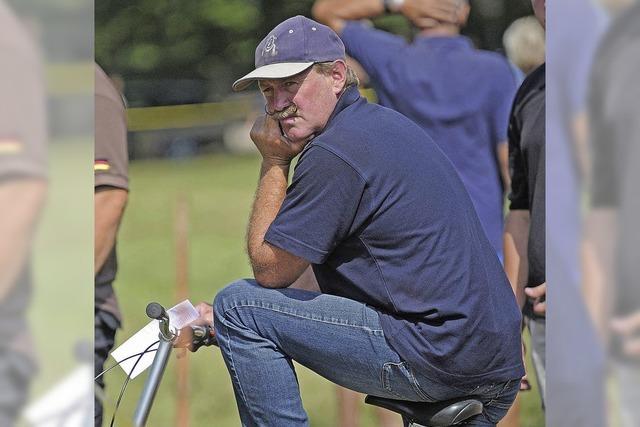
[190,324,218,350]
[145,302,167,320]
[145,302,175,341]
[133,302,217,427]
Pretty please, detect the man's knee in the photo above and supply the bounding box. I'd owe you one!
[213,279,258,324]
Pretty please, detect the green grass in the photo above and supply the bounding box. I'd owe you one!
[105,153,544,426]
[519,330,545,427]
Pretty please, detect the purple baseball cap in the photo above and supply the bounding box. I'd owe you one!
[232,15,346,91]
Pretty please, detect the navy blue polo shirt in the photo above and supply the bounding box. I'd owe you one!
[265,86,524,386]
[340,22,519,257]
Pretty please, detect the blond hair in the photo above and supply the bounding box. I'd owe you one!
[503,16,545,74]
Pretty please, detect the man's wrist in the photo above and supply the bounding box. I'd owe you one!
[383,0,405,13]
[262,157,291,169]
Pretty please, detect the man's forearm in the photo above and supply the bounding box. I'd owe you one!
[247,161,293,287]
[497,141,510,194]
[503,210,530,308]
[312,0,384,33]
[0,180,46,300]
[95,188,128,272]
[290,266,321,292]
[581,208,616,342]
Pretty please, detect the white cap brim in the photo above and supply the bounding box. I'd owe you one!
[232,62,314,92]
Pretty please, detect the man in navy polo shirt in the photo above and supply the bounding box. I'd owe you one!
[313,0,519,262]
[188,16,523,426]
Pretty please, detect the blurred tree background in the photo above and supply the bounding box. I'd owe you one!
[96,0,533,107]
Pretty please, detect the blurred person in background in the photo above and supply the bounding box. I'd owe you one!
[543,0,608,425]
[584,0,640,425]
[0,1,47,424]
[185,15,524,427]
[502,16,545,76]
[312,1,519,424]
[498,7,546,427]
[502,0,545,423]
[496,20,544,427]
[313,0,517,264]
[94,63,129,427]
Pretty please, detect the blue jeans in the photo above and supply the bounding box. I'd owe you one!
[213,280,518,426]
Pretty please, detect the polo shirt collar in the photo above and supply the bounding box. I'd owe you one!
[299,84,360,157]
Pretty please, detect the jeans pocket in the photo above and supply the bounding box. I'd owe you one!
[483,379,519,423]
[381,361,434,401]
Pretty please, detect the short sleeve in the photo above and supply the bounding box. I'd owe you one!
[95,66,128,190]
[341,21,406,84]
[507,100,529,211]
[265,145,366,264]
[588,55,617,207]
[0,46,47,181]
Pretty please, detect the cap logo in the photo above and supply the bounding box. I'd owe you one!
[262,35,277,57]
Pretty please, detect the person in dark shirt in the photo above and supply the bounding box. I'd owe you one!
[585,1,640,424]
[503,0,546,416]
[0,1,47,424]
[94,63,129,427]
[186,16,523,427]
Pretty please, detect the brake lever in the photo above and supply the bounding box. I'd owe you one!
[191,324,218,351]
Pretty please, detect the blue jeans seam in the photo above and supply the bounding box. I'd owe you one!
[221,303,384,334]
[484,379,513,408]
[403,363,433,401]
[217,317,256,423]
[482,379,516,424]
[381,362,404,398]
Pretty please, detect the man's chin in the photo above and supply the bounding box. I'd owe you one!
[288,136,314,146]
[283,129,314,144]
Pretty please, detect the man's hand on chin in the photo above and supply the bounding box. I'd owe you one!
[251,115,310,165]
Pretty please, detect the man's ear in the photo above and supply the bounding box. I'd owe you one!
[330,60,347,95]
[457,2,471,27]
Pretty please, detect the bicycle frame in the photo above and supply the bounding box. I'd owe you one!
[132,337,173,427]
[132,303,176,427]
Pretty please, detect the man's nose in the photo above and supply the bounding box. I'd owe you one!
[272,90,292,112]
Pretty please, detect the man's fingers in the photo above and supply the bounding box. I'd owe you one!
[431,1,461,23]
[623,336,640,357]
[195,302,215,325]
[413,17,439,28]
[610,312,640,358]
[524,283,546,298]
[532,301,546,315]
[611,311,640,336]
[250,114,281,142]
[520,377,532,391]
[173,323,202,351]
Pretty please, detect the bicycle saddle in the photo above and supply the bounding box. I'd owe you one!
[364,395,483,427]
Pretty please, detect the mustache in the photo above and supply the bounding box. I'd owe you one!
[268,104,298,120]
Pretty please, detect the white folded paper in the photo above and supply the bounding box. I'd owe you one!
[110,300,199,379]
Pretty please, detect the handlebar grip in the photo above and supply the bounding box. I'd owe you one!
[146,302,166,320]
[191,325,218,350]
